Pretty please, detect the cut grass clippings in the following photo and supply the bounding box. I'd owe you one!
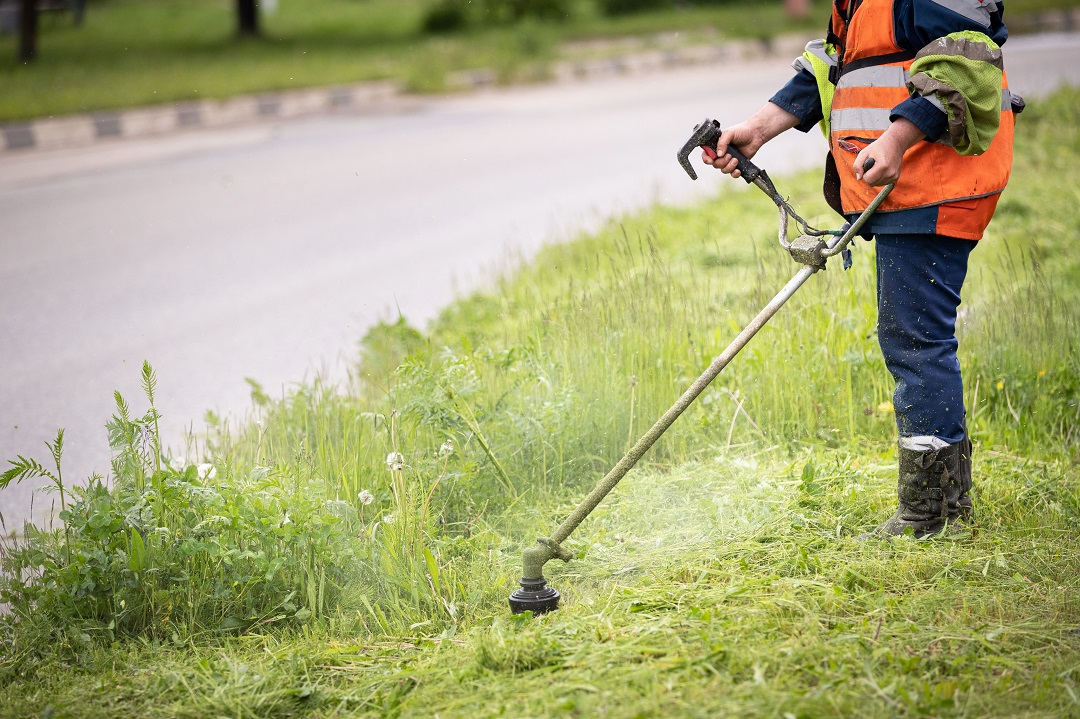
[5,451,1080,718]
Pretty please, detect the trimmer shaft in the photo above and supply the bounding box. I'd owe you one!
[506,120,895,615]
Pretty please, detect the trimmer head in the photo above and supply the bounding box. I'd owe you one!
[508,576,560,615]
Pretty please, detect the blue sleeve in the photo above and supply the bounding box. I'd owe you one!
[893,0,1009,49]
[891,96,949,141]
[769,70,824,133]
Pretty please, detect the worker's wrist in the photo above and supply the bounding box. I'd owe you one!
[881,117,927,153]
[769,72,824,133]
[891,98,947,143]
[752,102,802,144]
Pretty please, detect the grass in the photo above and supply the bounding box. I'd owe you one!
[5,453,1080,717]
[2,88,1080,717]
[0,0,1074,121]
[0,0,826,121]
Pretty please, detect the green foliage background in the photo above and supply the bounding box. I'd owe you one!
[3,0,1073,120]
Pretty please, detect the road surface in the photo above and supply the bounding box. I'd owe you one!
[2,32,1079,531]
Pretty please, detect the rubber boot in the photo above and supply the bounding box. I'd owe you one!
[873,437,973,538]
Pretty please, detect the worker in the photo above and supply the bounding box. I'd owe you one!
[704,0,1019,537]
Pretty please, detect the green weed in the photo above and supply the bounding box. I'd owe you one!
[0,363,356,676]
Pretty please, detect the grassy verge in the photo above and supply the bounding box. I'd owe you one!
[2,90,1079,718]
[0,0,1073,121]
[0,0,825,121]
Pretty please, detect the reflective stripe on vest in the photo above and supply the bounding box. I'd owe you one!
[832,90,1013,131]
[832,107,893,131]
[838,64,908,88]
[1000,88,1014,110]
[804,39,837,68]
[927,0,997,28]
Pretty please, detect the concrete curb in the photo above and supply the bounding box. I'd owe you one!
[4,8,1078,155]
[1,81,400,154]
[0,33,813,155]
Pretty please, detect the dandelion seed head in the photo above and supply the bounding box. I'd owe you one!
[197,463,217,480]
[384,513,396,525]
[385,452,404,471]
[439,439,453,456]
[358,489,374,506]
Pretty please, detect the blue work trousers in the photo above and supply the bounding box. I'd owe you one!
[875,234,976,445]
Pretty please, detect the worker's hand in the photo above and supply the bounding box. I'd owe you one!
[701,122,765,179]
[854,118,926,186]
[700,102,801,179]
[853,136,903,186]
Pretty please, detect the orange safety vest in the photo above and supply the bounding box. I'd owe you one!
[828,0,1014,240]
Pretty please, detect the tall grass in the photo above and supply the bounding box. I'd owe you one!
[956,96,1080,451]
[177,88,1079,626]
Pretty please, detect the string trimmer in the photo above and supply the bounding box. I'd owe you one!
[508,119,894,615]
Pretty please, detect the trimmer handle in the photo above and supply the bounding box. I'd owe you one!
[677,118,763,183]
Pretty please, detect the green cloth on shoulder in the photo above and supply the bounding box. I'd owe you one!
[907,31,1004,156]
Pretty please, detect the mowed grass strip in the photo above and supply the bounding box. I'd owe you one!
[5,451,1079,718]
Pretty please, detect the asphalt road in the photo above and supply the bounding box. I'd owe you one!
[3,32,1079,531]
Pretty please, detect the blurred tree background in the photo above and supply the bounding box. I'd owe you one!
[0,0,1071,120]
